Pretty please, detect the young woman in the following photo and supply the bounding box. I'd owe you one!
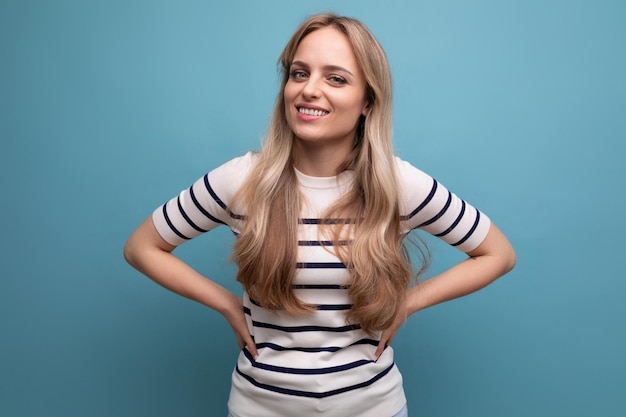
[124,13,515,417]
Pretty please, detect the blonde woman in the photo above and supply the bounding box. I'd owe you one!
[124,13,515,417]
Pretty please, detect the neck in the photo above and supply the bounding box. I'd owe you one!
[292,139,353,177]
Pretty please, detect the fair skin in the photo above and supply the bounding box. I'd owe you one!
[124,25,516,363]
[374,224,515,359]
[284,26,369,177]
[282,27,515,358]
[124,218,259,358]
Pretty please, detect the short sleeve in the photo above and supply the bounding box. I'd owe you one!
[395,157,491,252]
[151,152,256,246]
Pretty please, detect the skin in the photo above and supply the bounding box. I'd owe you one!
[284,26,369,177]
[374,224,515,359]
[124,26,516,363]
[124,220,258,357]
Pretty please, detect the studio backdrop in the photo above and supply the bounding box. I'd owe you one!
[1,1,625,416]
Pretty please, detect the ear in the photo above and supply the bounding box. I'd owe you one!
[361,101,371,116]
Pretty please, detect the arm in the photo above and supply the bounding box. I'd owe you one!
[407,222,515,314]
[123,216,258,358]
[375,222,515,358]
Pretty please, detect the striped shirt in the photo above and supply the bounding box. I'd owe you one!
[152,152,491,417]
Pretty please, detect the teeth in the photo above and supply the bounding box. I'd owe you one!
[298,107,328,116]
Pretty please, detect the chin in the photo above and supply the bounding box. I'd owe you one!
[292,128,324,143]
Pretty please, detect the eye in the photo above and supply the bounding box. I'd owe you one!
[289,70,308,80]
[328,75,347,85]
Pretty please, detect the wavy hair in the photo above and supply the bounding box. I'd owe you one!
[230,13,426,332]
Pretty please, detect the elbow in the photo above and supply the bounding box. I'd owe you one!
[123,239,136,267]
[123,221,176,272]
[501,243,517,275]
[505,255,516,275]
[123,236,143,269]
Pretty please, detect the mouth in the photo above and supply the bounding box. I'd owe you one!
[297,106,329,117]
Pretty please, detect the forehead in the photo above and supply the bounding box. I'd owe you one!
[293,26,360,70]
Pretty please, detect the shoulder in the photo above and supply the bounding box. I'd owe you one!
[210,151,258,178]
[393,156,492,251]
[392,156,444,219]
[393,156,438,197]
[195,151,259,211]
[207,151,258,188]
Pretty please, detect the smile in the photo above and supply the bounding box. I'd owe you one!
[298,107,329,117]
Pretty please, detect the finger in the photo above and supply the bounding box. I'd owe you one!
[229,321,253,355]
[243,334,258,359]
[374,333,389,360]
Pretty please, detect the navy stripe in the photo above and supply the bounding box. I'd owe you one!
[349,338,379,347]
[162,204,190,240]
[315,304,352,311]
[299,218,355,225]
[299,240,334,246]
[292,284,349,290]
[296,262,346,269]
[243,306,251,315]
[235,362,395,399]
[243,349,371,375]
[256,342,342,353]
[252,321,360,333]
[177,196,209,233]
[203,174,245,220]
[255,338,378,353]
[435,200,466,238]
[189,186,225,225]
[248,297,350,311]
[401,178,438,221]
[203,174,226,209]
[298,240,350,246]
[416,191,452,228]
[453,210,481,247]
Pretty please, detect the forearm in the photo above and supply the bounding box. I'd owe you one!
[127,247,237,314]
[124,216,257,356]
[407,256,503,314]
[407,223,516,315]
[123,217,239,317]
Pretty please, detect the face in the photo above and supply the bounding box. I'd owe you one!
[284,26,369,153]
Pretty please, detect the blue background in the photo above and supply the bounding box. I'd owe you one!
[2,1,625,416]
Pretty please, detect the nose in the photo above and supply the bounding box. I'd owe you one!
[301,75,322,99]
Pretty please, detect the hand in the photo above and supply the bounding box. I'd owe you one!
[374,302,408,360]
[222,294,258,359]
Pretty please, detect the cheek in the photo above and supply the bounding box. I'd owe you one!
[283,82,297,104]
[331,89,366,114]
[283,88,296,128]
[283,88,293,117]
[338,98,367,119]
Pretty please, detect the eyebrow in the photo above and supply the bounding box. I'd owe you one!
[290,60,354,77]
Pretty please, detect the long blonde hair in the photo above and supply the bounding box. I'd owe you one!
[231,13,425,332]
